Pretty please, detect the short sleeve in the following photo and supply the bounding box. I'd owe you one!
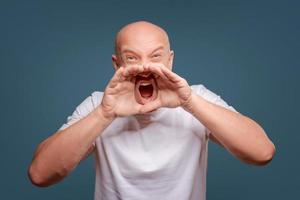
[191,84,239,137]
[58,92,103,146]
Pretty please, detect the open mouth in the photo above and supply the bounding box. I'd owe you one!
[139,83,154,98]
[135,74,157,104]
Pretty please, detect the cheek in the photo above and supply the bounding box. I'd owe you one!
[122,60,141,67]
[163,58,172,70]
[162,54,173,68]
[153,56,171,69]
[118,57,126,66]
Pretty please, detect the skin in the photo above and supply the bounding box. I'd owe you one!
[28,21,276,187]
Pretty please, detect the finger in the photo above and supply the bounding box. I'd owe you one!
[128,65,144,82]
[123,65,144,77]
[160,67,182,83]
[144,63,167,79]
[140,100,162,114]
[134,65,145,75]
[147,65,168,80]
[123,65,136,77]
[143,63,152,74]
[109,67,125,88]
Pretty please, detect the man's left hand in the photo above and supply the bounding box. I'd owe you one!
[141,64,194,113]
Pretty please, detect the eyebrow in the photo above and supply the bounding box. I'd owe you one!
[150,46,164,55]
[121,49,138,54]
[121,45,165,55]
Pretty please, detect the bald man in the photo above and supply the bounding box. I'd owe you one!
[28,21,275,200]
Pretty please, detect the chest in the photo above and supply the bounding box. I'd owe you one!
[99,112,206,179]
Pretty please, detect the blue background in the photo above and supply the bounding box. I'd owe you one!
[1,0,299,199]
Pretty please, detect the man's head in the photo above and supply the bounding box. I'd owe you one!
[112,21,174,71]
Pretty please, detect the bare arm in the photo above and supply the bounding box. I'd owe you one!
[28,65,156,187]
[28,105,112,187]
[142,65,276,166]
[186,92,276,166]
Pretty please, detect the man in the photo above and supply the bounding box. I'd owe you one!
[28,21,275,200]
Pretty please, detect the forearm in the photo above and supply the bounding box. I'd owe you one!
[185,92,275,165]
[28,106,113,186]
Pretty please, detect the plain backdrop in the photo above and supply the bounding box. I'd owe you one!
[0,0,299,199]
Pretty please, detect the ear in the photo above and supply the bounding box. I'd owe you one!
[112,54,119,70]
[168,50,174,70]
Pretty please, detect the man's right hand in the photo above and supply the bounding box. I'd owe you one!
[100,65,147,119]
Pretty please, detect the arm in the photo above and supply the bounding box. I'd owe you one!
[28,65,155,187]
[142,64,276,166]
[28,106,112,187]
[185,91,276,166]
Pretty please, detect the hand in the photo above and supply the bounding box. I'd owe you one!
[141,63,193,113]
[100,65,152,119]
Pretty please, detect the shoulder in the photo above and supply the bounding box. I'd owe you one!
[190,84,238,113]
[75,91,104,114]
[90,91,104,103]
[190,84,206,94]
[190,84,218,100]
[58,91,104,131]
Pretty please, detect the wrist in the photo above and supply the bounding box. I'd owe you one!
[94,105,115,125]
[182,91,197,113]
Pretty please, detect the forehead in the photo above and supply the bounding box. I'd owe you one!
[117,28,169,54]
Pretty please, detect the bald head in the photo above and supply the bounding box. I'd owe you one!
[112,21,174,70]
[114,21,170,55]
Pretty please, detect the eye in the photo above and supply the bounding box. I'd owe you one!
[151,54,162,61]
[152,54,161,58]
[126,55,137,62]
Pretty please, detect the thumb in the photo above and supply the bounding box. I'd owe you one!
[140,100,161,114]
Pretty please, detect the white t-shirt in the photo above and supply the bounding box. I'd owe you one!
[58,84,237,200]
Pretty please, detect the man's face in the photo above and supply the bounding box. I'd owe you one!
[116,30,173,70]
[112,24,174,105]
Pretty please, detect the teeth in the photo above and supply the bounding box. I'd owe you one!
[139,73,152,78]
[140,82,152,86]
